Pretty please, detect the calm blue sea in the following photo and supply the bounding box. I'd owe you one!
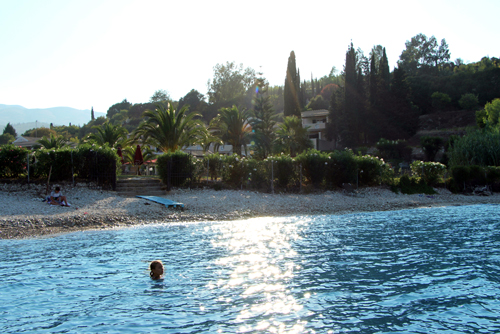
[1,205,499,333]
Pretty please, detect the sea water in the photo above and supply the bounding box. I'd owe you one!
[1,205,499,333]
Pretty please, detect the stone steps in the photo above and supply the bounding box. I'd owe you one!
[115,177,166,197]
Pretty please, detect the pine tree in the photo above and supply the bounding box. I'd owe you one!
[91,107,95,121]
[251,74,277,159]
[284,51,302,118]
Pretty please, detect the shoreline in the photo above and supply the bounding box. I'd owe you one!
[1,184,500,239]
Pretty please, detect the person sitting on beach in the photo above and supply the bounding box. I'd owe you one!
[49,186,69,206]
[150,260,164,280]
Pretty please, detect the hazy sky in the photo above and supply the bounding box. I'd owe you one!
[1,0,498,113]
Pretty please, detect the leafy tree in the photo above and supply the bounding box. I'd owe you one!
[88,122,130,148]
[0,133,15,144]
[150,89,171,103]
[178,89,207,115]
[306,95,329,110]
[134,103,207,153]
[485,98,500,127]
[3,123,17,137]
[284,51,301,118]
[250,75,277,159]
[431,91,452,110]
[209,105,252,156]
[398,33,450,75]
[106,99,132,119]
[128,102,157,120]
[37,133,70,149]
[207,61,255,111]
[275,116,313,156]
[22,127,55,138]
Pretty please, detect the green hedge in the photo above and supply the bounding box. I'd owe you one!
[410,161,447,186]
[450,165,500,192]
[0,145,29,178]
[157,150,194,188]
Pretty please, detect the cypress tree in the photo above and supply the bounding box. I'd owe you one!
[284,51,302,118]
[369,53,378,108]
[91,107,95,120]
[379,47,390,90]
[343,42,358,146]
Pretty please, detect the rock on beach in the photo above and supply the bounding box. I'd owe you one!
[1,183,500,239]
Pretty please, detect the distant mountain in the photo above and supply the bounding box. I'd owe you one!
[0,104,106,136]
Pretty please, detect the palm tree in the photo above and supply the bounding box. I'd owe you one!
[133,103,207,152]
[210,105,252,156]
[37,133,69,149]
[88,122,129,148]
[275,116,313,156]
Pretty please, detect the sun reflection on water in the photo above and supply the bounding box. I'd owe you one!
[209,217,308,332]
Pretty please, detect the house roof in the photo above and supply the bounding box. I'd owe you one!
[12,136,40,148]
[301,109,329,118]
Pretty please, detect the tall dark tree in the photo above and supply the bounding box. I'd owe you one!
[91,107,95,121]
[343,42,358,146]
[3,123,17,137]
[326,86,344,148]
[284,51,301,118]
[379,48,390,91]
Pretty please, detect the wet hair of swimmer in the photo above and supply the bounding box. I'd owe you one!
[150,260,164,279]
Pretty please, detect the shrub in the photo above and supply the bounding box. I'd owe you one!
[375,138,412,162]
[431,91,451,110]
[157,150,194,188]
[449,129,500,167]
[325,149,358,188]
[458,93,479,110]
[420,136,444,161]
[267,154,297,190]
[34,148,75,181]
[410,160,446,185]
[242,158,267,190]
[296,149,329,187]
[0,145,29,178]
[219,154,245,188]
[396,174,436,195]
[355,155,386,186]
[485,98,500,127]
[202,153,224,181]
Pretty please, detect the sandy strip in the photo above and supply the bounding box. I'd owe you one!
[1,184,499,239]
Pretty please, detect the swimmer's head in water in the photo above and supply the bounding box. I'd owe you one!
[150,260,164,279]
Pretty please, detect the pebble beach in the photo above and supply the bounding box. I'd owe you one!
[1,183,500,239]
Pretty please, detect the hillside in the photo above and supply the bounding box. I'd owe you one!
[0,104,105,134]
[409,109,477,146]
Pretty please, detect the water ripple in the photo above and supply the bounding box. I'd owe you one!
[1,205,499,333]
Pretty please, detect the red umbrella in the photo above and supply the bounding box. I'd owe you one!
[117,147,125,164]
[134,145,144,165]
